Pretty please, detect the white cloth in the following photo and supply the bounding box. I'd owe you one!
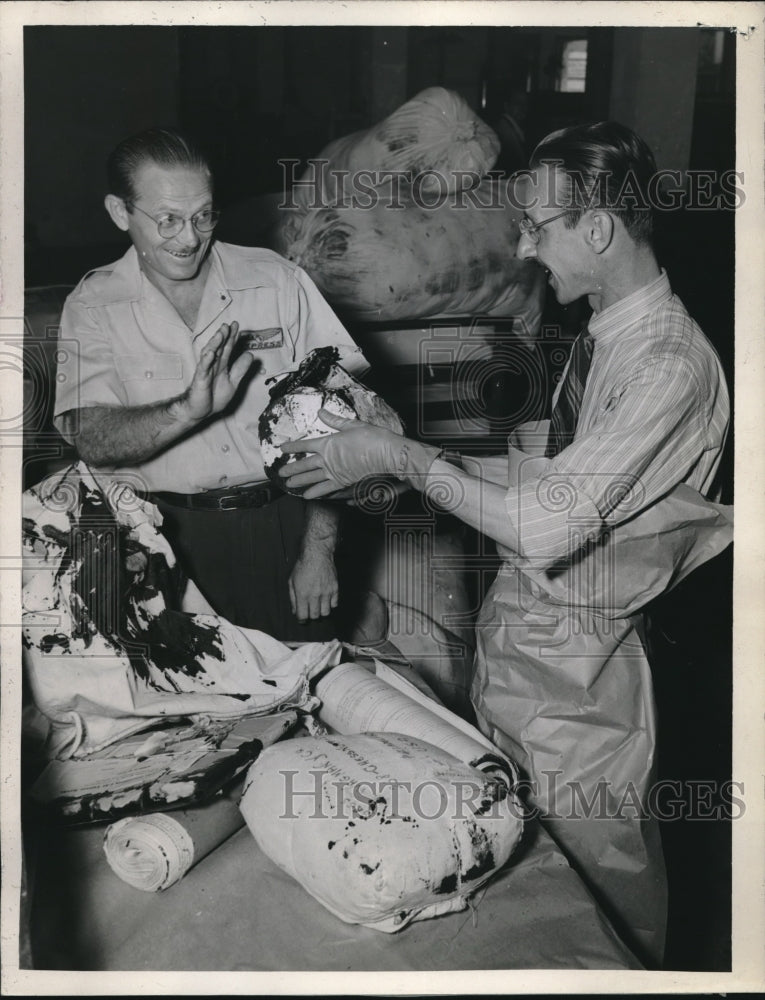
[22,463,343,757]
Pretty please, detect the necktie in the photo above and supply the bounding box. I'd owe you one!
[545,327,594,458]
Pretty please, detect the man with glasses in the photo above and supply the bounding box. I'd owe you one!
[54,127,368,640]
[278,121,732,966]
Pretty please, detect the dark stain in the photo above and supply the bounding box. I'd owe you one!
[384,132,418,153]
[318,224,351,261]
[462,822,496,882]
[39,523,73,550]
[327,840,336,850]
[434,872,458,895]
[30,477,238,690]
[464,257,486,292]
[39,632,70,653]
[424,271,459,297]
[473,780,509,816]
[483,251,506,274]
[359,861,381,875]
[263,346,341,401]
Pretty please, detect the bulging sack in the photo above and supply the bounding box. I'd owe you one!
[275,179,547,330]
[240,731,524,931]
[302,86,500,203]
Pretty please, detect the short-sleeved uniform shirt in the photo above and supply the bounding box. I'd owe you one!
[54,242,368,493]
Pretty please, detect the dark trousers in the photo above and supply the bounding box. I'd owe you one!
[153,492,339,643]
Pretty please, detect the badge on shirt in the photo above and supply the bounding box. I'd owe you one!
[241,328,284,350]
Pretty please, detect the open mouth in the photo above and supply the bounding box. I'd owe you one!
[166,248,198,259]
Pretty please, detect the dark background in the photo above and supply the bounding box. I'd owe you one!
[23,23,736,971]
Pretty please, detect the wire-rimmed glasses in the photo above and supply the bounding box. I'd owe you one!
[127,201,220,238]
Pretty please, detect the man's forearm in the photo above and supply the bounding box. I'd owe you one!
[299,500,341,556]
[411,455,600,566]
[61,398,197,467]
[411,458,524,553]
[59,321,253,468]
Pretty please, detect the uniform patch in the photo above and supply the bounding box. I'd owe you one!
[241,327,284,350]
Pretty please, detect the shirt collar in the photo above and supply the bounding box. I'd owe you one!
[209,242,273,291]
[75,245,142,305]
[75,240,271,306]
[588,269,672,342]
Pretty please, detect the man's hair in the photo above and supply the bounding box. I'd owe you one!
[106,127,212,205]
[529,121,657,245]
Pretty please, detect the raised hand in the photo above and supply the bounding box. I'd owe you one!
[183,321,255,421]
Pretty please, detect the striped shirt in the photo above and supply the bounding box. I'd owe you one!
[502,270,730,565]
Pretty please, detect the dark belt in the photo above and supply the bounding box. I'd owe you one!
[152,482,281,511]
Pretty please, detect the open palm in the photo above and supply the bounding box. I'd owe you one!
[184,321,254,420]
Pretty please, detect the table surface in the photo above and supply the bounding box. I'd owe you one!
[28,813,641,972]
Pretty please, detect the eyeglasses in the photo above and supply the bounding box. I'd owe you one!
[126,201,220,238]
[518,210,571,244]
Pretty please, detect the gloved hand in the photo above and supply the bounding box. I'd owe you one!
[280,410,441,500]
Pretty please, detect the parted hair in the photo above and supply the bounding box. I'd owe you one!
[106,127,212,204]
[529,121,657,245]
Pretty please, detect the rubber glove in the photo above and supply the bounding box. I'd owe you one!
[280,410,441,500]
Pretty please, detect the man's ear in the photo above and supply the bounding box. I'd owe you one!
[585,210,614,254]
[104,194,130,232]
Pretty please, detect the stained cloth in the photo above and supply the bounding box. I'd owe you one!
[21,462,341,758]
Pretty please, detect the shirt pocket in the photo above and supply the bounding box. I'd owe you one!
[115,353,184,384]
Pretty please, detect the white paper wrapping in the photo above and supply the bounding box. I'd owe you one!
[104,813,195,892]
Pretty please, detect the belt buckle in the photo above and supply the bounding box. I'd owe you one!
[217,493,242,510]
[216,485,272,510]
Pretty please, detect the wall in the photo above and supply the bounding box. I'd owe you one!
[609,27,700,171]
[25,26,180,258]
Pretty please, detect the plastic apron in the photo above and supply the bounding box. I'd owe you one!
[471,483,733,967]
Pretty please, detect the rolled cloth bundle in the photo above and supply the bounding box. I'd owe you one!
[274,179,547,331]
[103,791,244,892]
[312,659,518,787]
